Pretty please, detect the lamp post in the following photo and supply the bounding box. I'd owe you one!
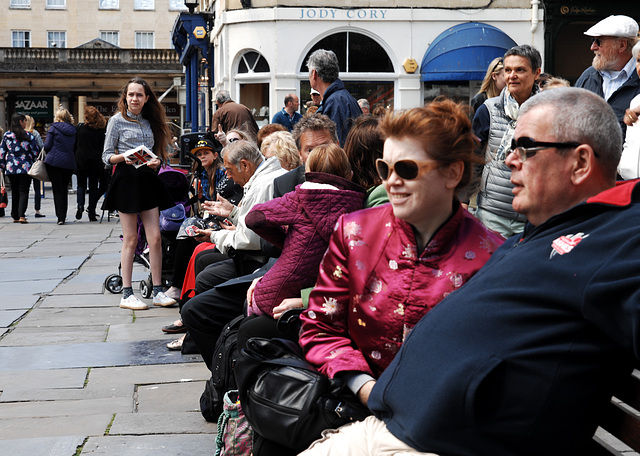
[184,0,197,14]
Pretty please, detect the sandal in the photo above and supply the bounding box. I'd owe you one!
[166,338,184,351]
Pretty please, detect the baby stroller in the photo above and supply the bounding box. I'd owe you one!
[104,165,191,297]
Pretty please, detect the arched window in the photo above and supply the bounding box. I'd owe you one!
[235,50,270,127]
[300,32,393,73]
[238,51,270,74]
[299,32,394,113]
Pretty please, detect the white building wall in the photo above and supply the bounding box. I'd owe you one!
[212,6,545,116]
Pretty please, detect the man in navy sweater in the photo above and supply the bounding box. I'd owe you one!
[300,88,639,456]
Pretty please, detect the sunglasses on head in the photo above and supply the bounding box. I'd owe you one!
[491,58,504,73]
[376,158,441,181]
[228,137,240,143]
[508,137,582,162]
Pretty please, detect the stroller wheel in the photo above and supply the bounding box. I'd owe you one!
[105,274,123,294]
[140,278,153,299]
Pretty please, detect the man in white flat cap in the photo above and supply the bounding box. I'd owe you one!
[576,15,640,139]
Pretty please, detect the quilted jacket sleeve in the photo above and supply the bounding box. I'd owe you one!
[299,214,373,378]
[245,191,300,250]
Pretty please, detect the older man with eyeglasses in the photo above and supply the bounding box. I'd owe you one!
[300,86,640,456]
[576,15,640,140]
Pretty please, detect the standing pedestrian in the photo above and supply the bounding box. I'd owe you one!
[102,76,176,310]
[44,107,77,225]
[24,115,45,218]
[75,106,106,221]
[0,113,39,223]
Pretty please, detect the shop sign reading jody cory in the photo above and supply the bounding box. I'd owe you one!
[299,8,388,20]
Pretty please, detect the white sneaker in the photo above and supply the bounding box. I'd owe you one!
[165,286,182,300]
[120,295,148,310]
[153,291,177,307]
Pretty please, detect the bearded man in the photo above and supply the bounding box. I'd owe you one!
[576,15,640,139]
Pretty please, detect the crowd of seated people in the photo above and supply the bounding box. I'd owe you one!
[156,98,509,455]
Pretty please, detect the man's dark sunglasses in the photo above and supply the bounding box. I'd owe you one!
[508,137,582,162]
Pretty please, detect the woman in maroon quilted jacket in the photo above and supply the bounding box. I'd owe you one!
[299,99,505,407]
[245,143,366,317]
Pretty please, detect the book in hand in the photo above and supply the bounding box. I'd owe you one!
[122,145,157,168]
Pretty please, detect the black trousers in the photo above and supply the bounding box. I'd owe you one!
[171,237,198,288]
[7,174,31,220]
[181,280,249,370]
[76,169,101,216]
[32,177,41,211]
[45,164,73,223]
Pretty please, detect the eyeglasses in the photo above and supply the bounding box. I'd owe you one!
[376,158,441,181]
[228,137,240,143]
[507,137,582,162]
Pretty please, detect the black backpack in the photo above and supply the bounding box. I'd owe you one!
[200,314,245,422]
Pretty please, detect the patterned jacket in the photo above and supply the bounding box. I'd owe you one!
[246,172,366,316]
[0,131,38,175]
[299,202,504,379]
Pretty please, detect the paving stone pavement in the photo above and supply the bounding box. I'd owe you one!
[0,187,216,455]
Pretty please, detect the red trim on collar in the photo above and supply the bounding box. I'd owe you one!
[586,180,638,206]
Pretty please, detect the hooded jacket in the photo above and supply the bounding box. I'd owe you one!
[245,172,366,317]
[44,122,77,170]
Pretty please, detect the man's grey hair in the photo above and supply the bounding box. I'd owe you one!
[520,87,622,178]
[292,114,338,151]
[225,139,263,171]
[306,49,339,84]
[633,41,640,59]
[216,90,232,105]
[358,98,370,110]
[504,44,542,71]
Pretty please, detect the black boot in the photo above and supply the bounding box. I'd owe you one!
[88,210,97,222]
[75,205,84,220]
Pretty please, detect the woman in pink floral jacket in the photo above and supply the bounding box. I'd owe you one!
[299,99,505,406]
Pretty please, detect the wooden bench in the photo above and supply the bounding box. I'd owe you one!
[593,370,640,455]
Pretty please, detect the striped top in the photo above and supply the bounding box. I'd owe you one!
[102,111,154,165]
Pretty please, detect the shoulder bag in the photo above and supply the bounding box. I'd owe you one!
[28,148,49,182]
[234,337,371,451]
[0,173,8,209]
[159,203,186,232]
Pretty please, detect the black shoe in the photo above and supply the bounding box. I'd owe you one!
[162,323,187,334]
[57,220,65,225]
[88,211,97,222]
[75,206,83,220]
[35,213,46,218]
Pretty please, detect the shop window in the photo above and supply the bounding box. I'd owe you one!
[48,31,66,48]
[99,0,119,9]
[100,31,119,47]
[12,31,31,48]
[135,32,154,49]
[134,0,154,10]
[238,51,270,74]
[300,32,393,73]
[423,82,471,105]
[10,0,30,7]
[46,0,65,8]
[236,51,270,127]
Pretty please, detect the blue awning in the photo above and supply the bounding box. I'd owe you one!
[421,22,517,82]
